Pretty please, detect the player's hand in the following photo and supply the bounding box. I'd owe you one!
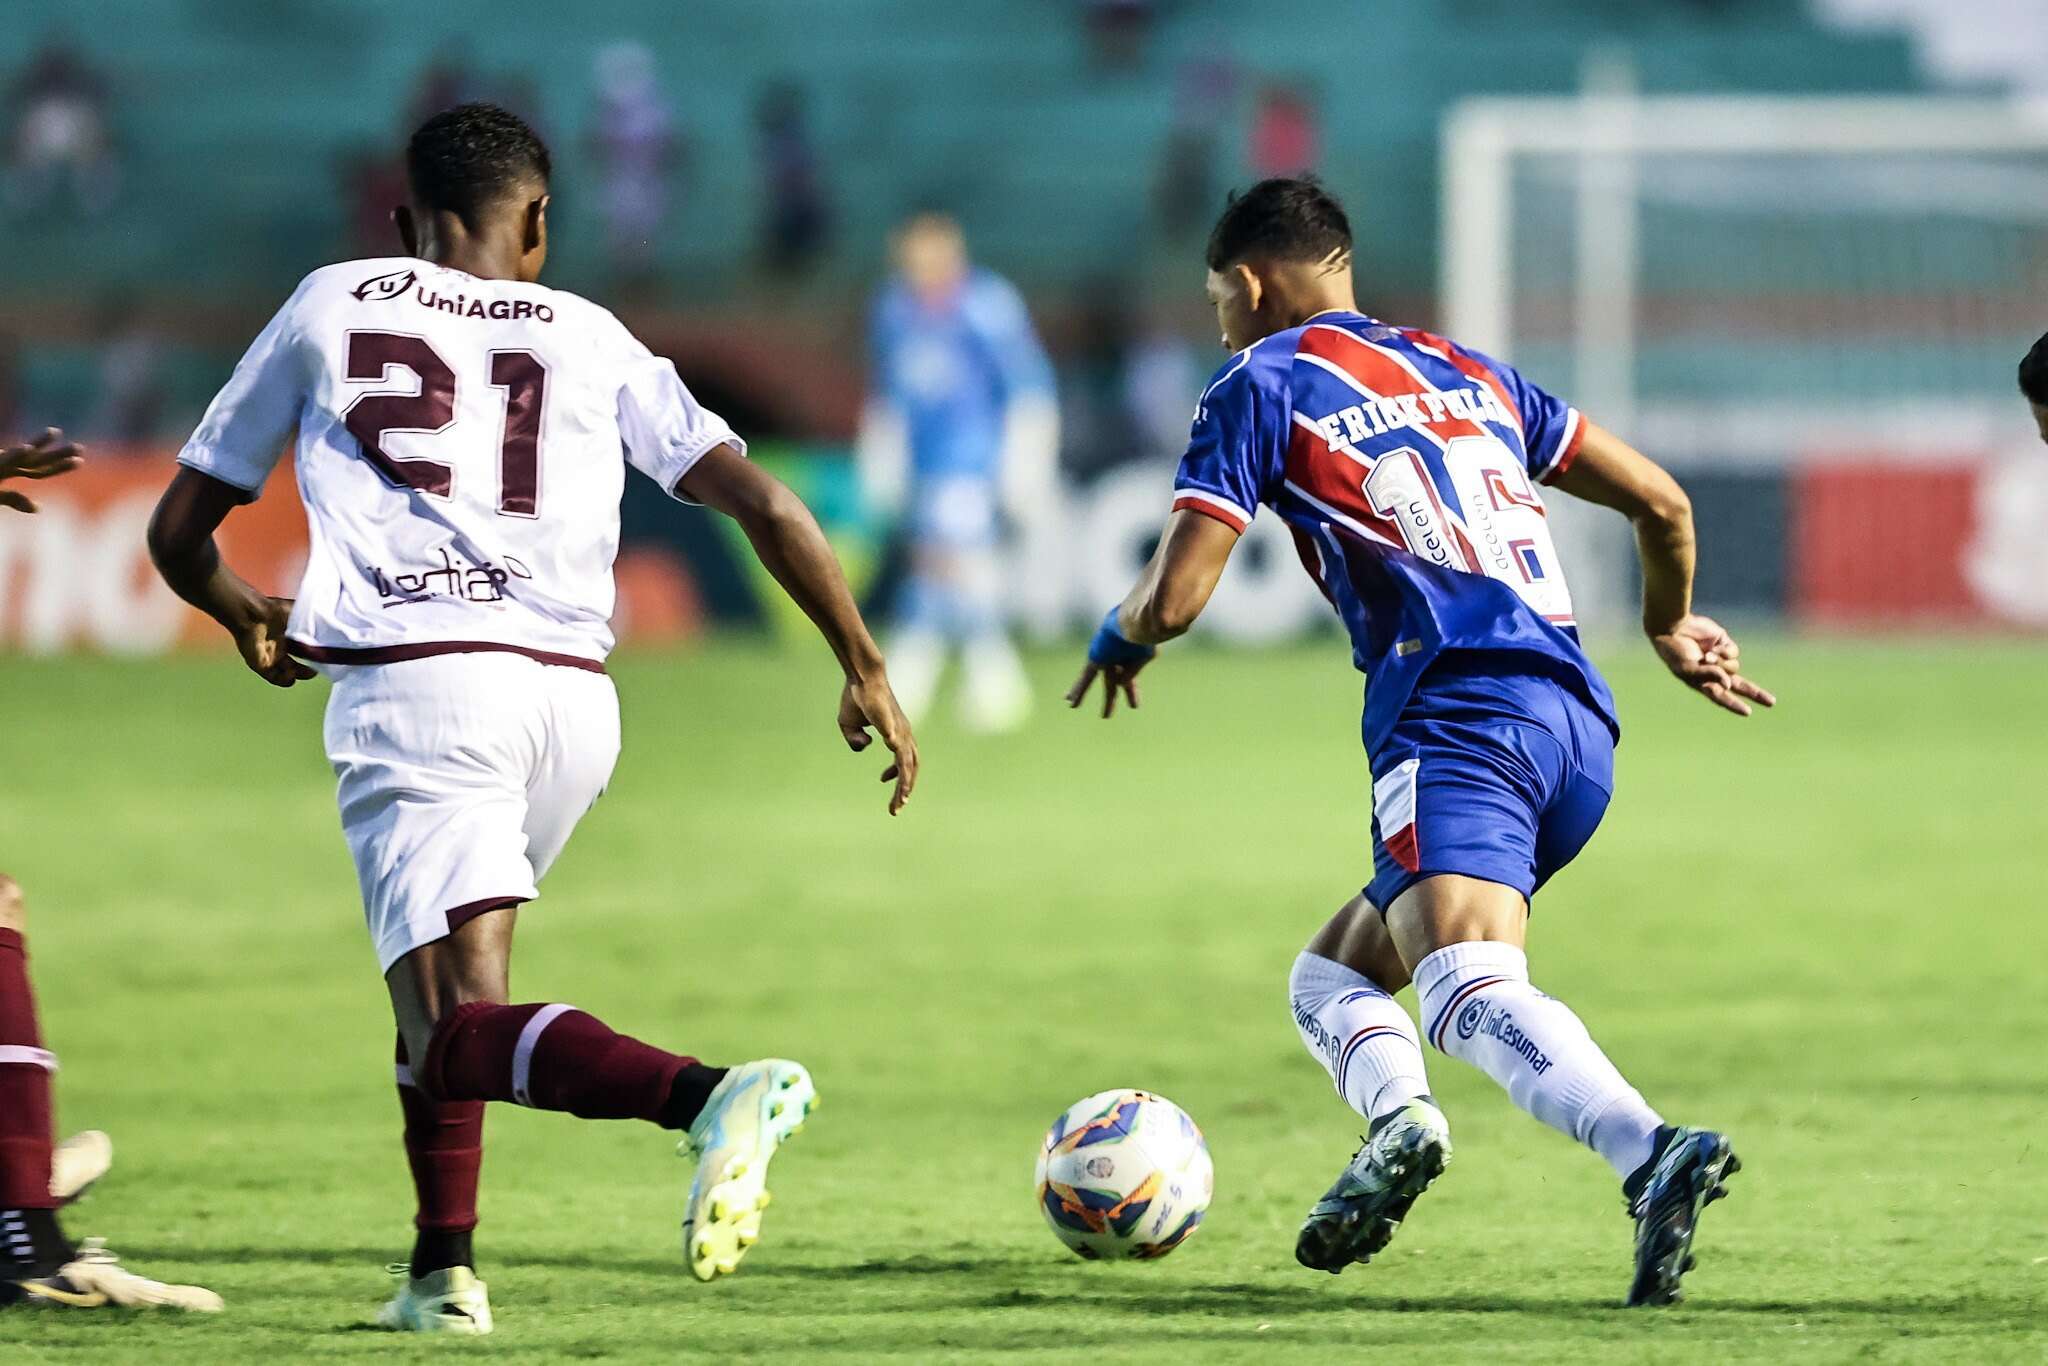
[234,596,315,688]
[838,672,918,815]
[1650,614,1775,717]
[0,428,84,514]
[1065,658,1148,720]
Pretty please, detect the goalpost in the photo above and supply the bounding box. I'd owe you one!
[1439,86,2048,629]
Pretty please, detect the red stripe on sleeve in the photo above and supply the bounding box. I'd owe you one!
[1172,494,1250,533]
[1540,411,1588,484]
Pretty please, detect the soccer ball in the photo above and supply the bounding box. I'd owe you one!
[1035,1089,1213,1260]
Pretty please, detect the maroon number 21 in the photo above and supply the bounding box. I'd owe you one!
[342,331,546,517]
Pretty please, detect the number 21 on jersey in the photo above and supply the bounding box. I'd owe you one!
[342,330,548,518]
[1363,434,1576,623]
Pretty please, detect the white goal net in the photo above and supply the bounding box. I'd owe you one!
[1439,92,2048,630]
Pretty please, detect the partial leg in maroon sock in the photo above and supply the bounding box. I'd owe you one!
[395,1035,483,1277]
[418,1002,725,1128]
[0,877,72,1272]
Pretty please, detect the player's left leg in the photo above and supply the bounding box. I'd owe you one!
[393,1035,483,1283]
[1289,894,1449,1272]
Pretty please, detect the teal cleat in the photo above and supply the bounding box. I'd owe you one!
[1625,1125,1739,1307]
[680,1059,816,1282]
[1295,1098,1452,1272]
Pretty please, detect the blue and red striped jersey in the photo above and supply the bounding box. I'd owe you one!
[1171,310,1618,754]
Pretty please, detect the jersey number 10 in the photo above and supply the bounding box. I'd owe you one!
[342,330,548,518]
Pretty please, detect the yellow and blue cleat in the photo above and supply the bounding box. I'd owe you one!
[680,1059,815,1282]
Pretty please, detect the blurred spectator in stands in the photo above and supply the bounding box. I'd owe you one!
[84,300,165,445]
[1249,82,1320,177]
[407,46,480,127]
[4,41,119,220]
[756,83,830,279]
[1122,312,1201,462]
[495,73,548,142]
[1082,0,1157,69]
[0,340,18,440]
[1155,59,1235,238]
[588,43,681,287]
[337,145,409,257]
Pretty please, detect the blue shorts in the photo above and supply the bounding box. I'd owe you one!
[1364,657,1616,912]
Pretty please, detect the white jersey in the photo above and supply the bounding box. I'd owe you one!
[177,258,741,668]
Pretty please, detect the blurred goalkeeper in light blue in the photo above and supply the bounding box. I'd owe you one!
[860,212,1058,732]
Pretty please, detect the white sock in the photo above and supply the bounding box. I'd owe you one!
[960,632,1032,733]
[885,628,945,723]
[1289,951,1433,1123]
[1413,941,1662,1179]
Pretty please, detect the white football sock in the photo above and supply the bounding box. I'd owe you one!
[1413,941,1662,1179]
[960,632,1032,734]
[885,627,945,724]
[1289,951,1433,1123]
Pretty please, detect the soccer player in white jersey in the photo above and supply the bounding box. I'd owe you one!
[146,105,918,1332]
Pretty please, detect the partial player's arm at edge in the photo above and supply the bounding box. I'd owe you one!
[1066,508,1241,719]
[1550,421,1775,717]
[678,443,918,814]
[0,428,85,514]
[146,467,313,688]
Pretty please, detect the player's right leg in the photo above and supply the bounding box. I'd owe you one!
[1289,894,1449,1272]
[386,918,811,1285]
[0,875,221,1313]
[953,547,1031,734]
[886,561,951,724]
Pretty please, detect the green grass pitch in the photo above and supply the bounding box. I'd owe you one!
[0,637,2042,1362]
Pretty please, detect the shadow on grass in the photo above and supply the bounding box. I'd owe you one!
[173,1248,2044,1336]
[967,1282,2035,1327]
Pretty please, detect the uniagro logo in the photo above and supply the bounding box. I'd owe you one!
[351,268,417,302]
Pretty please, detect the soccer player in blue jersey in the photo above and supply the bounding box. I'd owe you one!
[1068,179,1774,1306]
[860,212,1059,732]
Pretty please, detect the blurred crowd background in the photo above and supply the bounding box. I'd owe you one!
[3,0,2045,660]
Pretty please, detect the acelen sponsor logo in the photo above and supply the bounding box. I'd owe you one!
[0,453,307,653]
[0,451,700,653]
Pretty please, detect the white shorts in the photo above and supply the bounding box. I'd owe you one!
[321,651,621,972]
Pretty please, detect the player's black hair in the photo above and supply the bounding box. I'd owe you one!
[2019,330,2048,404]
[406,102,551,223]
[1204,176,1352,273]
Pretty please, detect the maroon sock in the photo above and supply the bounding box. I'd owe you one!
[395,1034,483,1272]
[0,929,57,1213]
[420,1002,717,1127]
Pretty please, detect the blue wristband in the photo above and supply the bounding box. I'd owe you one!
[1088,607,1156,668]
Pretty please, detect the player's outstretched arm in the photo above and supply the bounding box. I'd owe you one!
[146,467,313,688]
[0,428,84,514]
[1066,508,1240,719]
[678,444,918,814]
[1551,422,1775,717]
